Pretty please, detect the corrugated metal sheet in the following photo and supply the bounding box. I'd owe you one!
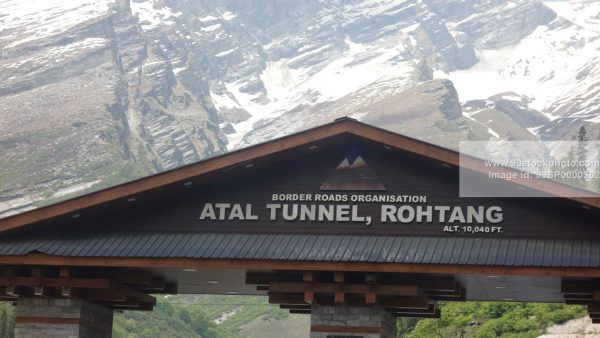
[0,232,599,267]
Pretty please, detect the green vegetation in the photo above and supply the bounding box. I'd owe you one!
[0,302,14,338]
[113,295,290,338]
[113,296,235,338]
[0,297,588,338]
[397,302,586,338]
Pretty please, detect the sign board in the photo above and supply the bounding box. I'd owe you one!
[97,142,599,240]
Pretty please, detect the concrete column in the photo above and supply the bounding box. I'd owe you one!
[310,304,396,338]
[14,298,113,338]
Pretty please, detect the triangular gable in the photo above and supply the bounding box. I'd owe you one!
[0,117,599,234]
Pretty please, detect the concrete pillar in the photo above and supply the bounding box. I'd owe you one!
[310,304,396,338]
[14,298,113,338]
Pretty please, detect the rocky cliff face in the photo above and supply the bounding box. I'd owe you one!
[1,0,599,216]
[0,0,226,216]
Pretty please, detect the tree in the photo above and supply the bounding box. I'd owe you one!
[574,126,588,188]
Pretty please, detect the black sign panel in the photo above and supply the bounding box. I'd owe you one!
[86,141,600,240]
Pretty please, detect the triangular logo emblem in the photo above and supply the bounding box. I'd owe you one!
[320,146,386,191]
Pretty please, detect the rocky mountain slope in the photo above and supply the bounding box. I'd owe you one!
[1,0,599,216]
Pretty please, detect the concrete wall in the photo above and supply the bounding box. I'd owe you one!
[14,298,113,338]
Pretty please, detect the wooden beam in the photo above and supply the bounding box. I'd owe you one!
[81,270,153,286]
[59,267,70,278]
[269,282,419,296]
[106,298,140,308]
[334,272,345,303]
[289,309,311,314]
[61,286,72,297]
[334,292,345,304]
[380,275,456,292]
[0,276,155,305]
[110,281,156,305]
[564,294,592,304]
[140,282,177,294]
[390,303,436,314]
[280,304,311,310]
[0,276,112,289]
[429,287,466,301]
[303,272,314,304]
[5,285,18,297]
[107,302,154,311]
[245,272,302,284]
[112,272,153,286]
[268,293,307,305]
[5,254,600,278]
[365,293,376,304]
[392,309,441,318]
[561,280,599,294]
[268,293,386,308]
[588,303,600,314]
[33,286,44,297]
[78,290,128,302]
[304,291,314,304]
[379,296,430,309]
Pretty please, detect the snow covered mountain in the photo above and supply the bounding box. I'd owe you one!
[1,0,599,216]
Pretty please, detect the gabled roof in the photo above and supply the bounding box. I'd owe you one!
[0,117,598,234]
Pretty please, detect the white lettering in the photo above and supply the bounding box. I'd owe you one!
[416,205,433,223]
[266,204,281,220]
[486,206,503,223]
[397,206,415,223]
[228,204,244,220]
[380,205,397,222]
[466,206,484,224]
[336,205,350,221]
[214,203,231,220]
[245,204,259,220]
[199,203,216,220]
[448,207,466,223]
[434,206,451,222]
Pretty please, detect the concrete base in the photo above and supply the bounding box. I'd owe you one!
[310,304,396,338]
[14,298,113,338]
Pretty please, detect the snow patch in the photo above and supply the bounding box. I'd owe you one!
[215,48,237,57]
[500,94,522,101]
[222,35,414,148]
[201,24,221,32]
[199,11,236,22]
[173,67,186,75]
[0,0,111,49]
[131,0,182,31]
[444,17,600,113]
[52,180,101,198]
[487,127,500,138]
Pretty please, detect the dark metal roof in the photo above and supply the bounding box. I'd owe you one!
[0,232,599,267]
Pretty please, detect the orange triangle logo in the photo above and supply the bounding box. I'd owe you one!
[320,145,386,191]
